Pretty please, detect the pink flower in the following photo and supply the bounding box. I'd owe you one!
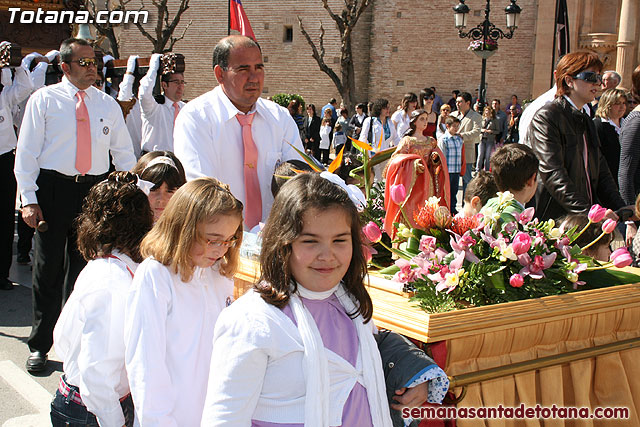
[588,204,606,223]
[419,235,437,254]
[362,221,382,243]
[511,232,532,256]
[362,244,377,263]
[390,184,407,205]
[610,247,633,268]
[393,259,415,284]
[514,207,535,224]
[509,273,524,288]
[518,252,557,279]
[602,219,617,234]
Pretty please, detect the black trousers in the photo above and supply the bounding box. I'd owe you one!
[0,150,17,279]
[27,172,97,354]
[17,210,34,257]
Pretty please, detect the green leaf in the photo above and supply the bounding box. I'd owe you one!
[580,268,640,289]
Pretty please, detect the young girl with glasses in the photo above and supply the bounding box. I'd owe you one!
[51,171,153,427]
[124,177,243,426]
[201,172,448,426]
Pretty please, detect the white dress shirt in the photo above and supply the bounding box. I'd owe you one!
[138,69,184,152]
[14,77,135,206]
[358,116,398,150]
[12,61,47,136]
[118,73,143,159]
[519,86,556,146]
[0,65,32,155]
[124,258,234,427]
[173,85,304,222]
[54,252,138,427]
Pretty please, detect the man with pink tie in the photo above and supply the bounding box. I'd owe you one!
[15,38,136,373]
[174,35,304,229]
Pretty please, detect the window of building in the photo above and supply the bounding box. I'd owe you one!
[284,26,293,43]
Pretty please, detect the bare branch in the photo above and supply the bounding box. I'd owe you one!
[167,19,192,51]
[320,0,342,28]
[297,16,343,93]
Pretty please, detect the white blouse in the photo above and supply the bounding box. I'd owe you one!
[54,251,138,427]
[125,258,234,427]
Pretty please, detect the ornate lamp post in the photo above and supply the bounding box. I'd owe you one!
[453,0,522,109]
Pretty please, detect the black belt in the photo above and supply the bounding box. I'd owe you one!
[39,169,108,184]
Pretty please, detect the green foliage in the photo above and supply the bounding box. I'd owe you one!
[271,93,306,111]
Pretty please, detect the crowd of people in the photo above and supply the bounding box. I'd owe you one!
[2,33,640,426]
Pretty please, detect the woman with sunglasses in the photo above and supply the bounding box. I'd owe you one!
[528,52,626,221]
[419,88,438,138]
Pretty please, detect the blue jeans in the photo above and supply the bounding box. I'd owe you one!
[449,172,460,214]
[476,139,495,171]
[50,383,134,427]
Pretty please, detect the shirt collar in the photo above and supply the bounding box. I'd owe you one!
[215,85,259,121]
[61,76,95,100]
[606,118,621,134]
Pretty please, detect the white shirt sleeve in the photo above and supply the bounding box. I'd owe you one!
[200,310,270,426]
[137,57,161,120]
[173,108,211,180]
[2,65,33,108]
[125,262,179,427]
[76,289,127,427]
[359,117,371,144]
[118,73,136,102]
[107,97,136,171]
[30,62,48,91]
[15,90,46,205]
[281,110,305,159]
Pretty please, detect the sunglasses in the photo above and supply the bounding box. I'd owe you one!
[572,71,602,84]
[69,57,98,68]
[94,80,103,86]
[204,237,238,249]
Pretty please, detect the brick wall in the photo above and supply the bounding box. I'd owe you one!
[117,0,539,110]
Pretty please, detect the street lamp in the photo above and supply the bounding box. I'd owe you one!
[453,0,522,109]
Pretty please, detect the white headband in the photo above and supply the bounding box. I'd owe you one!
[142,156,178,174]
[319,171,366,212]
[98,174,155,196]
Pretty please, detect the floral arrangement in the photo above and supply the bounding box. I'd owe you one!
[362,187,638,313]
[468,39,498,52]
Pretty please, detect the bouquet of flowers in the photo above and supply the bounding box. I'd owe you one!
[363,186,638,313]
[468,39,498,52]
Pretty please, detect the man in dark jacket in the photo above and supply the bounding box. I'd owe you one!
[527,52,627,221]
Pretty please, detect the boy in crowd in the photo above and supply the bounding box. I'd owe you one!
[462,170,498,217]
[483,144,539,222]
[438,116,465,214]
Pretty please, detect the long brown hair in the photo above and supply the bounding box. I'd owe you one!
[76,171,153,263]
[257,173,372,322]
[140,178,243,282]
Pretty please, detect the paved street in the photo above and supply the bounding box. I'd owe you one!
[0,214,59,426]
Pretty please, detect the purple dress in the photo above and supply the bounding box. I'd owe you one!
[251,293,374,427]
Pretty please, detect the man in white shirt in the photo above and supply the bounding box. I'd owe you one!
[14,38,136,373]
[173,35,304,228]
[139,53,185,153]
[0,48,33,291]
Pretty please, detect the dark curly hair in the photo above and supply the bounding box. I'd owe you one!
[76,171,153,263]
[257,172,372,322]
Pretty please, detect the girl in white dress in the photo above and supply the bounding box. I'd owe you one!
[201,172,449,427]
[124,177,243,426]
[51,171,154,427]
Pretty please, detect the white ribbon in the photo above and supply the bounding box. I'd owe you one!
[142,156,178,173]
[319,171,366,212]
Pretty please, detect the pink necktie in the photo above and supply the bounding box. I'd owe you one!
[75,91,91,175]
[172,102,179,125]
[236,113,262,228]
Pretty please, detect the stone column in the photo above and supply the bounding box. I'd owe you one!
[616,0,639,90]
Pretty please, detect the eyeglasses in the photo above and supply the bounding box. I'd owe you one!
[204,237,238,249]
[167,80,187,85]
[69,58,98,68]
[572,71,602,84]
